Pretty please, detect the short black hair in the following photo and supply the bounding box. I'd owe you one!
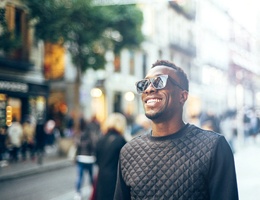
[152,60,189,91]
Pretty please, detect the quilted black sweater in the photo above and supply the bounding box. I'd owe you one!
[114,124,238,200]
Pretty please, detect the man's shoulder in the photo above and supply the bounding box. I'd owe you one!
[122,133,149,150]
[187,124,223,144]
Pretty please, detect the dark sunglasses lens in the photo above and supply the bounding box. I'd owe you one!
[137,80,149,93]
[152,76,164,89]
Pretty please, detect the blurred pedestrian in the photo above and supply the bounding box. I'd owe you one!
[44,119,56,146]
[64,111,75,138]
[79,114,87,133]
[21,119,36,161]
[35,123,46,165]
[130,114,151,138]
[88,116,101,146]
[114,60,238,200]
[0,126,9,167]
[243,109,251,138]
[200,110,220,132]
[94,113,127,200]
[7,116,23,162]
[220,112,237,153]
[248,109,260,142]
[74,125,96,200]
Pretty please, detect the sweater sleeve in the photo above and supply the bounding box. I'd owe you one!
[208,136,239,200]
[114,159,131,200]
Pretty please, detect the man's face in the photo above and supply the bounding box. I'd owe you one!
[140,66,183,121]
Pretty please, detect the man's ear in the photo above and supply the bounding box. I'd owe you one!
[180,90,188,105]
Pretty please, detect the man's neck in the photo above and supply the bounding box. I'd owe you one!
[151,120,186,137]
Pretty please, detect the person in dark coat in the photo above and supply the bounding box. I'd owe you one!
[0,126,8,167]
[35,123,46,165]
[94,113,127,200]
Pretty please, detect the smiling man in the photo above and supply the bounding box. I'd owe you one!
[114,60,238,200]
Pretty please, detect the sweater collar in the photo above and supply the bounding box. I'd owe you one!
[148,123,190,141]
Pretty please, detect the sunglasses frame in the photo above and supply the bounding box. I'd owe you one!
[135,74,185,94]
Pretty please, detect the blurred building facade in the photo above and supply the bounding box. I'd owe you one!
[0,1,49,127]
[87,0,260,126]
[1,0,260,135]
[82,0,260,145]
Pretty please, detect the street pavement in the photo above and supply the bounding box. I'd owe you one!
[234,137,260,200]
[0,145,73,182]
[0,137,260,200]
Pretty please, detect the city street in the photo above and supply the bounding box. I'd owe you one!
[0,1,259,200]
[0,139,259,200]
[0,165,94,200]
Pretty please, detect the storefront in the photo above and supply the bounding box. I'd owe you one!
[0,76,49,127]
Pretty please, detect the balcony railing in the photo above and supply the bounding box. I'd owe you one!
[0,56,33,71]
[169,1,196,20]
[170,42,196,57]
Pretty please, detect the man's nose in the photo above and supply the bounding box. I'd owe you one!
[144,82,156,93]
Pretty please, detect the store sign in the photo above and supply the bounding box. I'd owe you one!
[0,81,28,93]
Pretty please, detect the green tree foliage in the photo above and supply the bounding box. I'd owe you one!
[22,0,144,72]
[104,5,144,54]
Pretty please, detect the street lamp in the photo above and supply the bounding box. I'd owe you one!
[90,87,106,123]
[91,88,103,98]
[124,91,135,102]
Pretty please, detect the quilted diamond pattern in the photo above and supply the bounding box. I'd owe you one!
[120,124,221,200]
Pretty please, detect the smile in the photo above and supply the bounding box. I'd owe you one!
[146,98,162,104]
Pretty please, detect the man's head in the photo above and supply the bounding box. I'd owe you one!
[136,60,189,122]
[152,60,189,92]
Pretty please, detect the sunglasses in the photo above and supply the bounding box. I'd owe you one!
[135,75,185,94]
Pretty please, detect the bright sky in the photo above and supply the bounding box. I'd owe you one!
[227,0,259,33]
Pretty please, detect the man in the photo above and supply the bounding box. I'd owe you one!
[114,60,238,200]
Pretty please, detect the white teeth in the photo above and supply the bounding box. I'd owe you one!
[147,99,161,104]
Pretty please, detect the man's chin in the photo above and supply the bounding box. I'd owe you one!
[145,112,161,120]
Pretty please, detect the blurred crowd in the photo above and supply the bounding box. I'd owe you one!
[191,107,260,153]
[1,107,259,199]
[0,115,59,167]
[2,106,258,168]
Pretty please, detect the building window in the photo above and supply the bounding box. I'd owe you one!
[113,92,122,113]
[170,50,175,61]
[142,53,147,78]
[114,54,121,72]
[158,49,162,59]
[5,4,29,61]
[129,51,135,75]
